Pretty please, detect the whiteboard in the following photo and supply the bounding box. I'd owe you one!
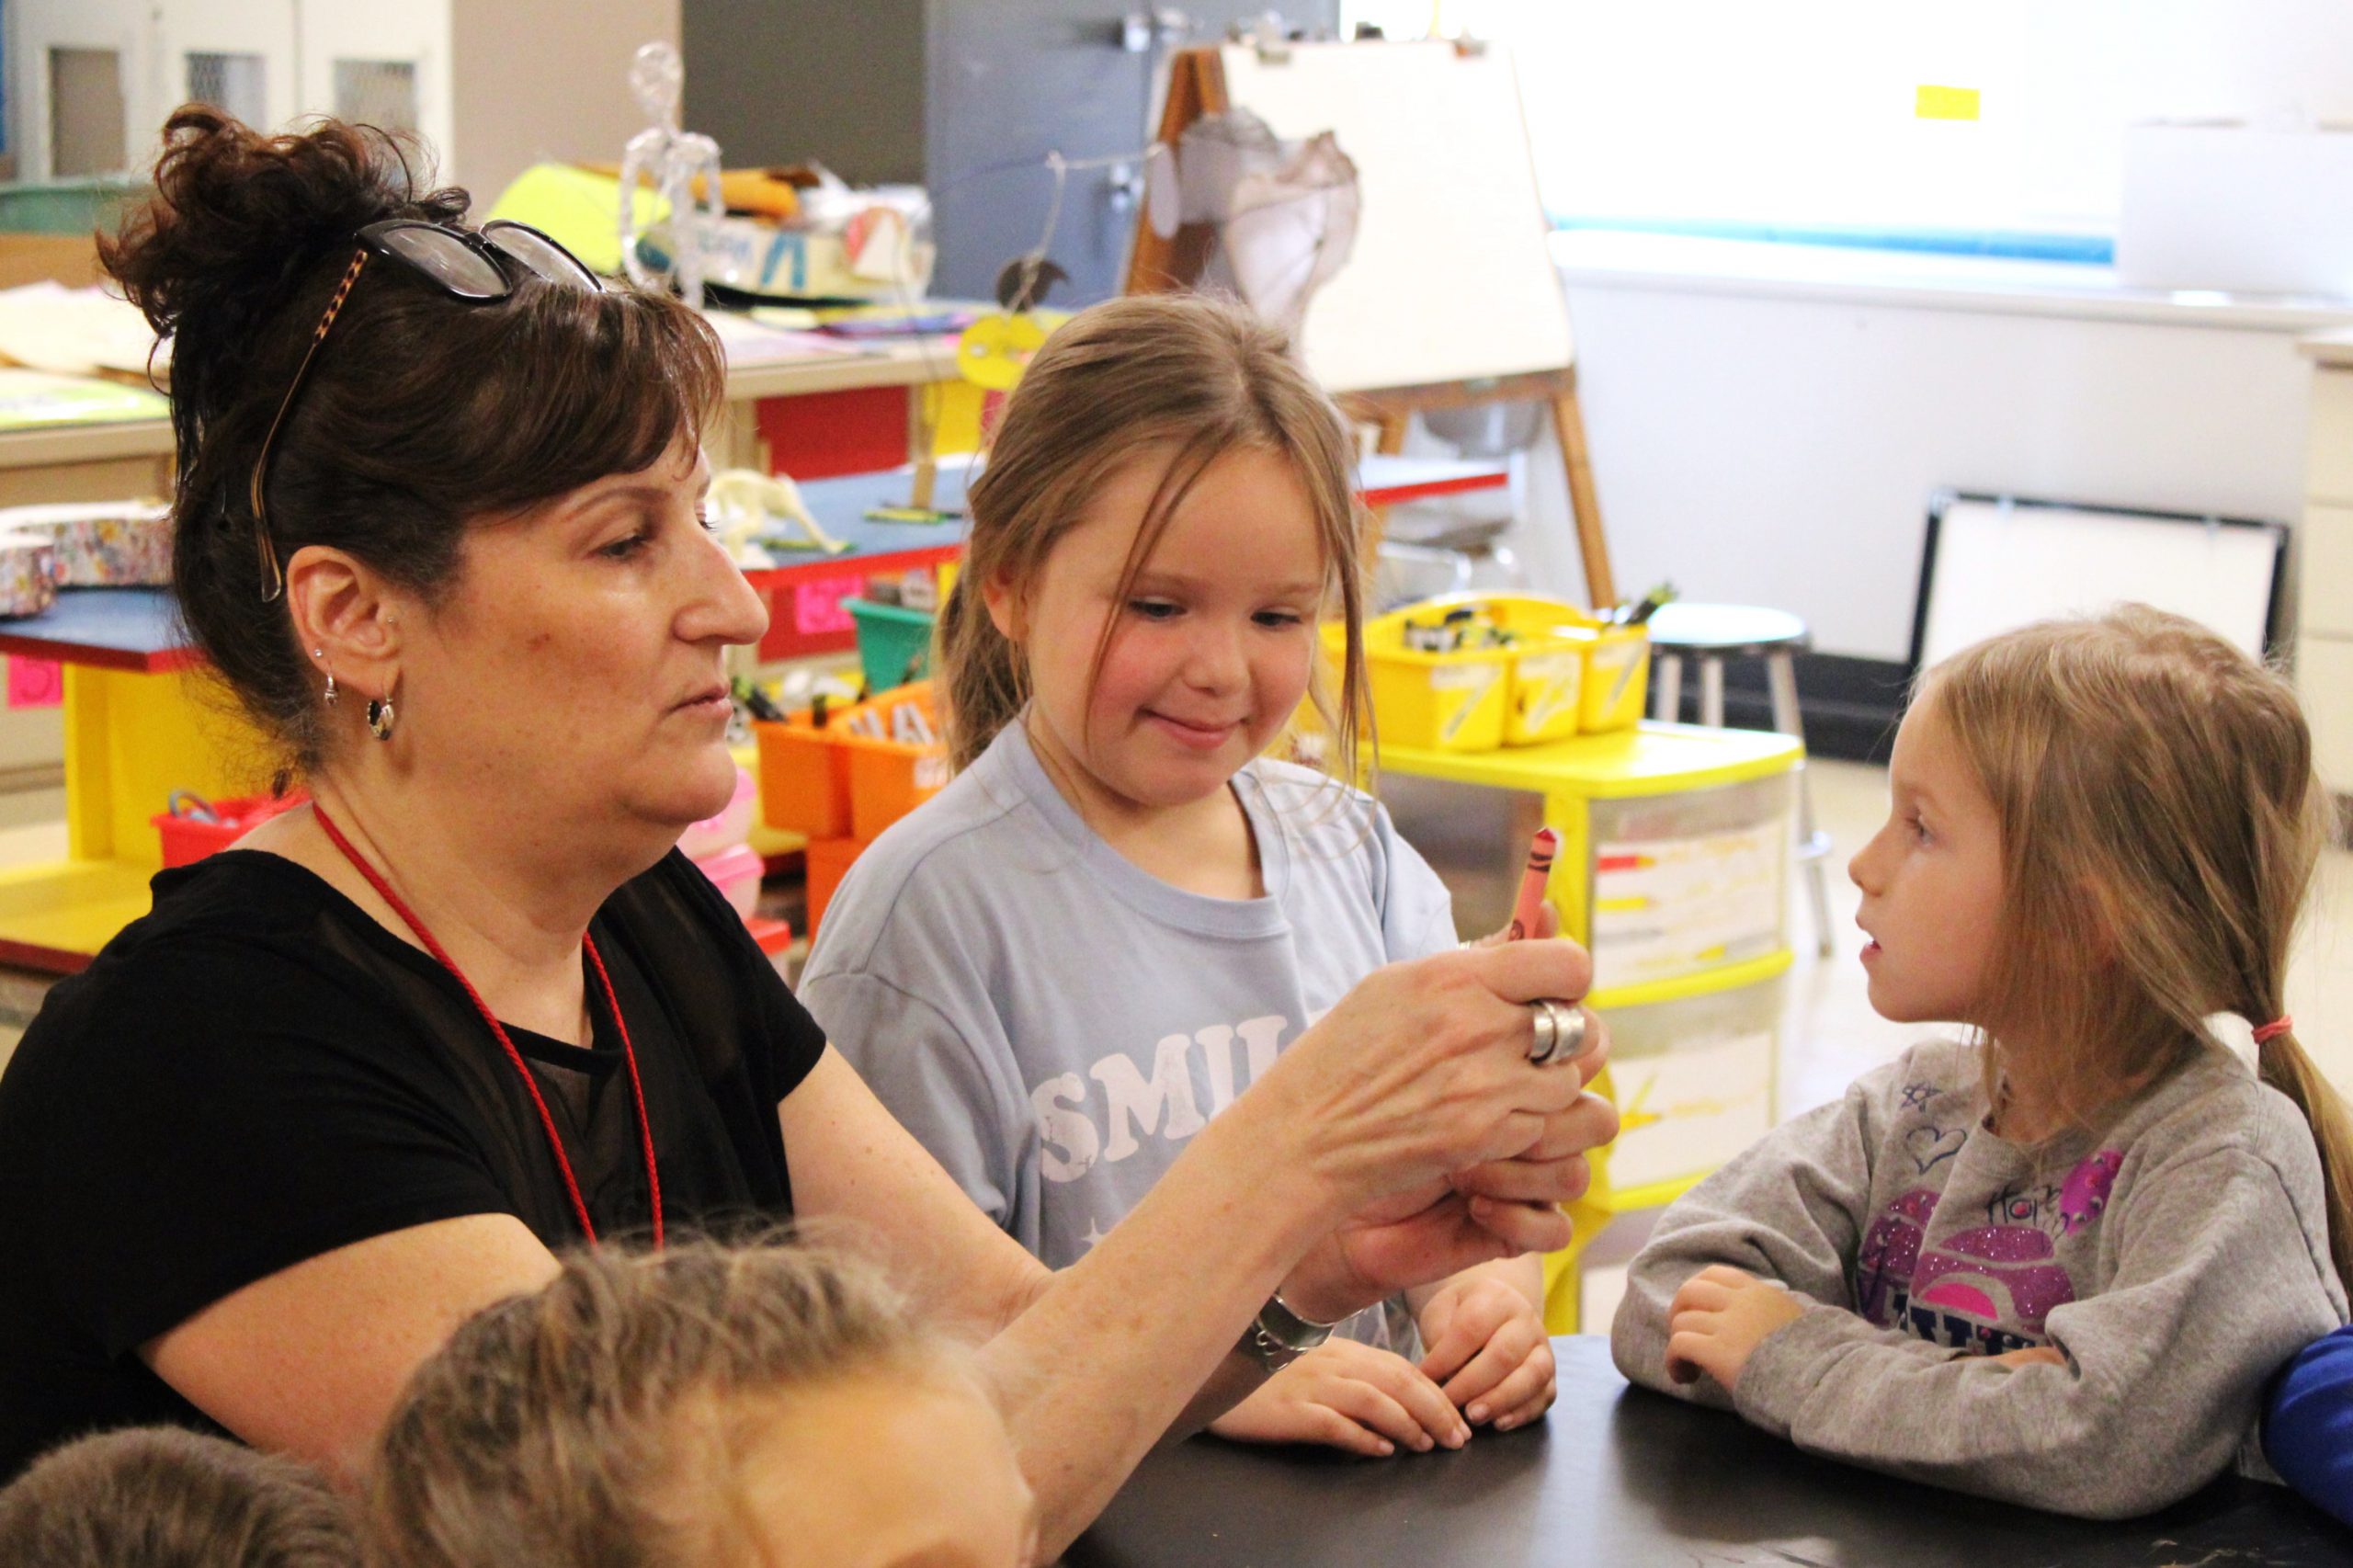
[1911,494,2286,671]
[1217,41,1574,394]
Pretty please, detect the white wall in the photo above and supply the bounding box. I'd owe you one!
[1506,273,2324,661]
[2125,0,2353,125]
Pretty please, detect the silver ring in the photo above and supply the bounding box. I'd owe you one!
[1528,998,1586,1065]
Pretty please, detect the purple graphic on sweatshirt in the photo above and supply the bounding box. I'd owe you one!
[1854,1189,2082,1355]
[1856,1187,1938,1324]
[2059,1150,2124,1234]
[1913,1225,2077,1335]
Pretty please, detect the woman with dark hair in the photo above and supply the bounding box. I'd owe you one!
[0,108,1613,1556]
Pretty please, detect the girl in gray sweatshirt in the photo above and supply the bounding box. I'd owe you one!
[1612,607,2353,1518]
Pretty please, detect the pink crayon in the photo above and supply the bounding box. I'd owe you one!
[1508,827,1559,941]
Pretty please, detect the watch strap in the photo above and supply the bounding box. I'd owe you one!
[1237,1290,1346,1372]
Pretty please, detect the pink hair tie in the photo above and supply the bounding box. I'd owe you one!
[2253,1016,2296,1045]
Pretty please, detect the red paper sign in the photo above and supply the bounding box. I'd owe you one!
[6,657,62,709]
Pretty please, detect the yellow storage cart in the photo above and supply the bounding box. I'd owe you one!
[1371,721,1803,1332]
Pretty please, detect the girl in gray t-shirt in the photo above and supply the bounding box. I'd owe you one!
[1613,607,2353,1517]
[805,296,1564,1461]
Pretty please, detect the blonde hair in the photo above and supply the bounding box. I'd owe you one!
[935,292,1371,779]
[0,1426,355,1567]
[1926,605,2353,1293]
[364,1241,975,1568]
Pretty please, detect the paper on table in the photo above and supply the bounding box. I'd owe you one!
[0,369,170,430]
[0,283,166,381]
[699,308,862,365]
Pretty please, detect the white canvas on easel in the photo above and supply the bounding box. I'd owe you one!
[1214,40,1573,395]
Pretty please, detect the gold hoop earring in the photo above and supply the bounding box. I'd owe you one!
[366,698,395,741]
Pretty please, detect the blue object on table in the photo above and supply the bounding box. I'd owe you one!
[788,466,975,562]
[2267,1323,2353,1529]
[0,587,186,667]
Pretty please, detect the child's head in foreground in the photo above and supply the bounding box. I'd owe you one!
[365,1240,1035,1568]
[1851,604,2353,1281]
[0,1424,354,1567]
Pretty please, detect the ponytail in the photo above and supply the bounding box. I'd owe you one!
[936,566,1028,771]
[2258,1028,2353,1298]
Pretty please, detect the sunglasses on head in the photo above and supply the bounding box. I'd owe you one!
[247,218,604,601]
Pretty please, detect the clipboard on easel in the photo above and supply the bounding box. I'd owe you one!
[1126,40,1617,607]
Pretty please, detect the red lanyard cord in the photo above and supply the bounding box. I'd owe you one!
[311,803,663,1248]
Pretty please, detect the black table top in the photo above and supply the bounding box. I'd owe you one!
[1069,1336,2352,1568]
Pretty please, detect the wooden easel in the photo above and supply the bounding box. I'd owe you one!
[1124,43,1618,608]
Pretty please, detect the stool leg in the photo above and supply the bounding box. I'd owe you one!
[1699,657,1725,728]
[1767,650,1836,959]
[1653,653,1683,723]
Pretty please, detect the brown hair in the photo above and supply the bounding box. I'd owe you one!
[936,292,1371,779]
[99,106,725,771]
[0,1426,356,1567]
[1926,605,2353,1293]
[364,1241,976,1568]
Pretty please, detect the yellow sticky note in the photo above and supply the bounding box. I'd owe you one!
[1915,85,1981,121]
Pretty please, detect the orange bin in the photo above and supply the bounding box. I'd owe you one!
[754,708,855,838]
[835,683,951,843]
[803,835,864,939]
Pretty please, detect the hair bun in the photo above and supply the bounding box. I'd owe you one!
[98,105,466,421]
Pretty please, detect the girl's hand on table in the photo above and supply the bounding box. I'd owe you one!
[1664,1265,1807,1392]
[1417,1273,1557,1432]
[1210,1338,1470,1458]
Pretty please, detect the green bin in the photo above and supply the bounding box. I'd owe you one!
[847,597,935,692]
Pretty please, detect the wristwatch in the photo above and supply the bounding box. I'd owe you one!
[1238,1290,1347,1371]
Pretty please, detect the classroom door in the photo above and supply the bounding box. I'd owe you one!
[925,0,1337,307]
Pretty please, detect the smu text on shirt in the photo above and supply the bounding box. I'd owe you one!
[1030,1014,1294,1181]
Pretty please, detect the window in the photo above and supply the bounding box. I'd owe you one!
[187,52,267,128]
[333,59,418,134]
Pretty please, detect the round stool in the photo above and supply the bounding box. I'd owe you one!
[1644,603,1836,959]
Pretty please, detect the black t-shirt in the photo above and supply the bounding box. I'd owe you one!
[0,847,827,1479]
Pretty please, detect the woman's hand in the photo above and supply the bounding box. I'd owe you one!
[1209,1339,1470,1458]
[1271,951,1617,1324]
[1416,1274,1556,1431]
[1664,1264,1807,1392]
[1256,937,1607,1219]
[1470,899,1562,947]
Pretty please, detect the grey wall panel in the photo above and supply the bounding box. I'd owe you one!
[684,0,926,182]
